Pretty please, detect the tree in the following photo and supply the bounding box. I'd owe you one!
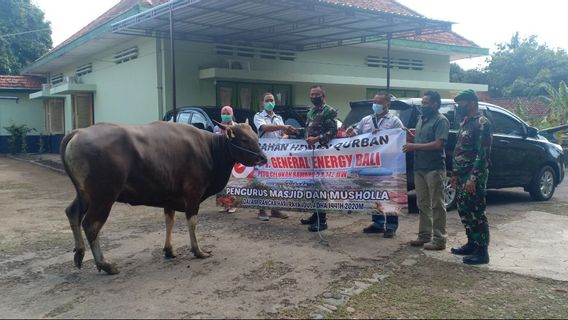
[0,0,52,75]
[540,81,568,127]
[486,33,568,98]
[450,63,487,84]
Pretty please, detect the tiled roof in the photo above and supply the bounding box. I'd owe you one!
[321,0,423,17]
[0,75,45,91]
[410,31,479,48]
[48,0,480,55]
[474,92,550,119]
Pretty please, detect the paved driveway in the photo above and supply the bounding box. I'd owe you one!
[1,154,567,318]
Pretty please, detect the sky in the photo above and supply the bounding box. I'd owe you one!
[31,0,568,70]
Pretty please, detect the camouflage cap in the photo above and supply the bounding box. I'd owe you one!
[454,89,478,102]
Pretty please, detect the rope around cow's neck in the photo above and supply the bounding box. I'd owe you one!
[229,140,264,159]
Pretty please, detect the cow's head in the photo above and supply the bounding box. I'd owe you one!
[219,119,267,166]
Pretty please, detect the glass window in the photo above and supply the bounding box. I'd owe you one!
[190,112,208,130]
[366,88,420,99]
[177,112,191,124]
[439,103,459,129]
[216,81,292,111]
[490,111,524,136]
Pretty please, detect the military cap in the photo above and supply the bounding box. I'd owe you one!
[454,89,478,102]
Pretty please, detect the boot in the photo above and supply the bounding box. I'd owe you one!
[308,213,327,232]
[451,242,477,255]
[451,230,477,255]
[300,212,317,225]
[463,245,489,265]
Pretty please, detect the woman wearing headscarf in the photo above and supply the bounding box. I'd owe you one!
[214,105,237,213]
[214,105,236,135]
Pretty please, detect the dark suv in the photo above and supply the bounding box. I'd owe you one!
[344,98,565,208]
[162,105,307,134]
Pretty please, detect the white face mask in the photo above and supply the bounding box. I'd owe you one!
[372,103,384,114]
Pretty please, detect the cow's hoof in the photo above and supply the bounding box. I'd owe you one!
[163,247,177,259]
[96,262,120,275]
[73,248,85,269]
[191,248,211,259]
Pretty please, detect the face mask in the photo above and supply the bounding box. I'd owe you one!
[310,96,323,107]
[264,102,275,112]
[372,103,384,114]
[221,114,232,123]
[456,105,469,119]
[420,106,435,117]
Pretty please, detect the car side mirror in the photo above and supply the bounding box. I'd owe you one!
[527,126,538,137]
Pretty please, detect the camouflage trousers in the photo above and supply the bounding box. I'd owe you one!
[456,172,490,246]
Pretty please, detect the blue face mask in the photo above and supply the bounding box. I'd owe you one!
[372,103,384,114]
[264,102,275,112]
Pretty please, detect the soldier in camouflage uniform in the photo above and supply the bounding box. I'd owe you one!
[300,84,338,232]
[451,89,493,265]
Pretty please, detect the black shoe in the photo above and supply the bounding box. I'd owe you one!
[300,213,317,225]
[451,242,477,255]
[363,225,385,234]
[463,246,489,265]
[383,229,395,238]
[308,221,327,232]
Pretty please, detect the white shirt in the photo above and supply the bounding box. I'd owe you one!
[354,112,403,134]
[254,110,285,138]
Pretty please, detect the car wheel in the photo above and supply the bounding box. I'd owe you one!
[443,171,457,210]
[529,165,556,201]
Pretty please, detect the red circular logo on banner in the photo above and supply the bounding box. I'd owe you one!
[232,163,254,178]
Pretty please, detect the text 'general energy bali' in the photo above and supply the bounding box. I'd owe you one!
[267,153,380,169]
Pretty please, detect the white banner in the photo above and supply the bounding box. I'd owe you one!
[217,128,408,214]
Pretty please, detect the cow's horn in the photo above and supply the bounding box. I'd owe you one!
[245,118,249,125]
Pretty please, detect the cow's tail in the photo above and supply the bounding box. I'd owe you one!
[60,131,89,223]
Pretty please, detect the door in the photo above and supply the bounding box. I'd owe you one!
[44,98,65,134]
[486,109,541,187]
[72,93,93,129]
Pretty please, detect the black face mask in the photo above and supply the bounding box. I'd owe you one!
[310,96,323,107]
[456,105,469,119]
[420,106,435,117]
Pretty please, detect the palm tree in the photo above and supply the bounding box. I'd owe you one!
[541,81,568,127]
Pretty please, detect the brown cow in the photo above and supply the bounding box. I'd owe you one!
[60,120,267,275]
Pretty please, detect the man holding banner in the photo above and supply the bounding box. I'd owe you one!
[403,91,450,251]
[301,85,338,232]
[254,92,298,221]
[347,93,403,238]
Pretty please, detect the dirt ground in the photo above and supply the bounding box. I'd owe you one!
[1,155,567,319]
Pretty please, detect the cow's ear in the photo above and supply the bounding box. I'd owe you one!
[225,127,236,139]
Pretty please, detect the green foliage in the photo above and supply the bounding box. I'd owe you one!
[0,0,52,74]
[540,81,568,127]
[450,63,488,84]
[3,123,35,153]
[486,33,568,98]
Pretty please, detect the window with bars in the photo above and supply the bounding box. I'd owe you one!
[76,63,92,77]
[114,47,138,64]
[50,74,63,85]
[366,56,424,71]
[216,45,296,61]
